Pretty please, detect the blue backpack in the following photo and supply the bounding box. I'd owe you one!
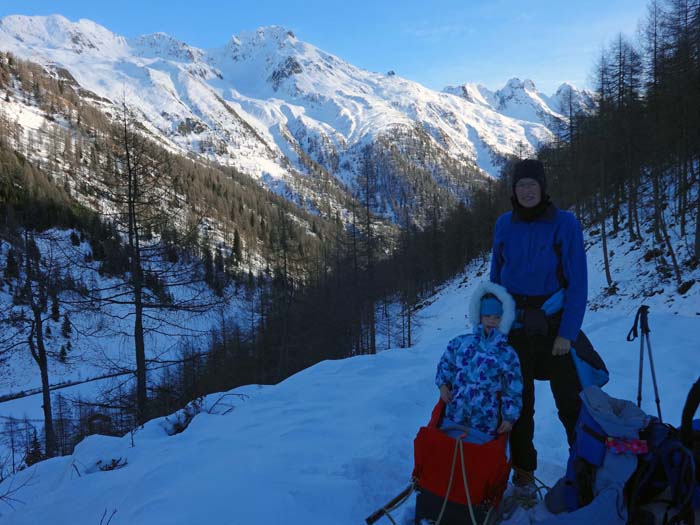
[542,382,700,525]
[625,377,700,525]
[543,387,648,525]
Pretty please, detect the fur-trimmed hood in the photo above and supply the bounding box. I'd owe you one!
[468,281,517,335]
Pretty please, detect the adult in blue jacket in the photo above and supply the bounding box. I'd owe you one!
[490,158,587,504]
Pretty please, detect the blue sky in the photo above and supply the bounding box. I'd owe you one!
[0,0,649,94]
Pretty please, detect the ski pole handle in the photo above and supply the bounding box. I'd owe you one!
[627,305,650,341]
[639,305,650,335]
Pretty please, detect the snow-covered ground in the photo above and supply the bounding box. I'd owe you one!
[0,230,247,474]
[0,219,698,524]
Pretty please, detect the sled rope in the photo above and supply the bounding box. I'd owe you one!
[434,434,462,525]
[435,434,486,525]
[533,474,550,499]
[379,483,415,525]
[364,481,415,525]
[382,508,397,525]
[511,467,550,509]
[458,438,487,525]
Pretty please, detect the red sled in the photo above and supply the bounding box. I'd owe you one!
[412,399,511,508]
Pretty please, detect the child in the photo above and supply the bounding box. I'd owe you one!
[435,281,523,444]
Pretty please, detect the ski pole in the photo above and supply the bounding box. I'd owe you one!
[639,307,662,422]
[627,306,647,409]
[637,335,644,409]
[627,305,662,421]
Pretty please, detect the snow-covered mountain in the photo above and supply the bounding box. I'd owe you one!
[444,79,596,132]
[546,82,596,117]
[0,14,589,223]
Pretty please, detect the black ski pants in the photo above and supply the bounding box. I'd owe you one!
[508,330,582,473]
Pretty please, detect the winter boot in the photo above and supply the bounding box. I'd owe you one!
[511,468,539,508]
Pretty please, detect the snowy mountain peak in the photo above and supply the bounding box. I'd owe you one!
[549,82,597,116]
[218,26,304,76]
[443,82,496,108]
[252,25,297,42]
[444,78,568,131]
[225,25,298,54]
[503,77,537,93]
[0,13,573,224]
[523,79,536,92]
[129,32,204,62]
[492,77,568,128]
[555,82,575,94]
[0,14,127,57]
[444,76,598,135]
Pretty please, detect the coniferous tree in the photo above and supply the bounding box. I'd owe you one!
[233,229,243,265]
[1,231,70,458]
[51,293,60,322]
[24,429,43,467]
[61,312,71,339]
[4,247,18,280]
[83,104,227,424]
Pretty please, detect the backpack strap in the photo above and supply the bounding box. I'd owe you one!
[660,438,696,525]
[628,422,698,525]
[681,377,700,449]
[626,423,672,519]
[606,437,649,455]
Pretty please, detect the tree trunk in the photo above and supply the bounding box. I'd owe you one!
[29,315,57,458]
[600,199,614,289]
[633,191,643,242]
[388,304,392,350]
[124,116,148,425]
[406,302,412,348]
[626,160,639,242]
[695,160,700,260]
[365,161,376,355]
[608,182,617,234]
[600,163,614,289]
[134,286,147,424]
[652,170,663,244]
[679,159,687,238]
[659,209,683,287]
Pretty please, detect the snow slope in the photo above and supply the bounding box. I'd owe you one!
[0,229,245,475]
[1,224,698,524]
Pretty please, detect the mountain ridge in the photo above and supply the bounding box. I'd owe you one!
[0,14,595,225]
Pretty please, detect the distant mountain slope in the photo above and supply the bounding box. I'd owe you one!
[444,78,596,132]
[0,15,593,224]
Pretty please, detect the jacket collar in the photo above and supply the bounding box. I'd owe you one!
[511,201,558,223]
[473,324,508,345]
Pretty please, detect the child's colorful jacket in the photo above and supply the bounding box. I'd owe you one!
[435,281,523,435]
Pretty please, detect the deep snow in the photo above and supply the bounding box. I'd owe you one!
[0,227,698,524]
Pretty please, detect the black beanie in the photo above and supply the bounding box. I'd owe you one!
[512,159,547,194]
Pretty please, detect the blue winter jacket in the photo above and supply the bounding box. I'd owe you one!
[436,327,523,436]
[490,206,587,342]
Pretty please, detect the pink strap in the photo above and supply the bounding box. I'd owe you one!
[605,437,648,454]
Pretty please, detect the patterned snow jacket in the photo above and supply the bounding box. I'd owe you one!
[435,282,523,436]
